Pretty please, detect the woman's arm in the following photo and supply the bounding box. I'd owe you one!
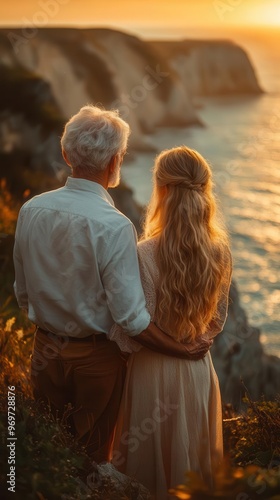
[205,248,233,339]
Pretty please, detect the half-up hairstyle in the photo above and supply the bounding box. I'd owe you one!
[143,146,232,341]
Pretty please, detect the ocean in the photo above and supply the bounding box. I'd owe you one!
[121,28,280,357]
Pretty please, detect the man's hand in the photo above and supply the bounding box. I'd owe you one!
[133,322,212,360]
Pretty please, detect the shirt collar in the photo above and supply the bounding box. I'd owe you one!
[65,177,115,206]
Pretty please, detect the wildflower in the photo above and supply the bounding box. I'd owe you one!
[5,317,16,332]
[16,328,24,339]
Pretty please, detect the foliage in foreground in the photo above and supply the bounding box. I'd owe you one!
[0,394,89,500]
[169,464,280,499]
[223,395,280,468]
[170,396,280,499]
[0,393,149,500]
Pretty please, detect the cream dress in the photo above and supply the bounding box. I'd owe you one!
[110,238,230,499]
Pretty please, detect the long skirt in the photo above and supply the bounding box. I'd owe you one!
[112,348,223,499]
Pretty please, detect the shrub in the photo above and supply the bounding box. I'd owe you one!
[169,394,280,499]
[223,393,280,468]
[169,464,280,499]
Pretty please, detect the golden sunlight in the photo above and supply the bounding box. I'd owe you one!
[1,0,280,29]
[248,1,280,27]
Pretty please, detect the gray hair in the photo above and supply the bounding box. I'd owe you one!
[61,105,131,173]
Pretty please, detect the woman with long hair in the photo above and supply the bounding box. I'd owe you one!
[110,146,233,498]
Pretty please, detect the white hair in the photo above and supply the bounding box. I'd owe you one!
[61,105,130,174]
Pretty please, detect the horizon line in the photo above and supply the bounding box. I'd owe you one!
[0,22,280,31]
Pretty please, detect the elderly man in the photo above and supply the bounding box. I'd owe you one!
[13,105,211,462]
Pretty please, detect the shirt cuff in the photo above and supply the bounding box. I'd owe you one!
[125,311,151,337]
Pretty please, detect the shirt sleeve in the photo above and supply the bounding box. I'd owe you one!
[101,223,151,336]
[13,211,28,310]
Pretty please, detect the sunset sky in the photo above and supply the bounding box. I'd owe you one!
[1,0,280,36]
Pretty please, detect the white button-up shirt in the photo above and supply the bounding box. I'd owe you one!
[13,177,151,337]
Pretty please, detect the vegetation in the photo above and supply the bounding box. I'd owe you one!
[223,395,280,468]
[0,179,22,318]
[169,464,280,499]
[170,396,280,499]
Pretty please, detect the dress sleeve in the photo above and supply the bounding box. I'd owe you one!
[205,247,233,339]
[137,242,158,319]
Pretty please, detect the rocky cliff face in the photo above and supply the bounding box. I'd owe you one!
[211,280,280,408]
[152,39,262,97]
[0,28,199,152]
[0,28,262,156]
[0,64,66,194]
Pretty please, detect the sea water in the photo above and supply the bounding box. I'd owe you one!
[121,30,280,357]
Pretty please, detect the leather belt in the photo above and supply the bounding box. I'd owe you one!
[36,327,108,342]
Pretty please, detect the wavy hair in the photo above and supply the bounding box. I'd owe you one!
[61,105,130,175]
[143,146,231,341]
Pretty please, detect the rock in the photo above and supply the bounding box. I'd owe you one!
[109,182,144,234]
[97,462,151,499]
[211,280,280,409]
[0,64,66,191]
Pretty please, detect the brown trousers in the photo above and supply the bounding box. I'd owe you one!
[31,329,127,463]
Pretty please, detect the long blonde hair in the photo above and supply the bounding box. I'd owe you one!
[143,146,231,341]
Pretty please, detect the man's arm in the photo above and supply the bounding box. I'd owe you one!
[134,321,212,360]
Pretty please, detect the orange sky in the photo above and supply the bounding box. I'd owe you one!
[1,0,280,34]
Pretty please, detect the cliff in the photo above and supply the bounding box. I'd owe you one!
[0,27,198,152]
[0,64,64,191]
[212,280,280,408]
[152,39,263,97]
[0,27,262,159]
